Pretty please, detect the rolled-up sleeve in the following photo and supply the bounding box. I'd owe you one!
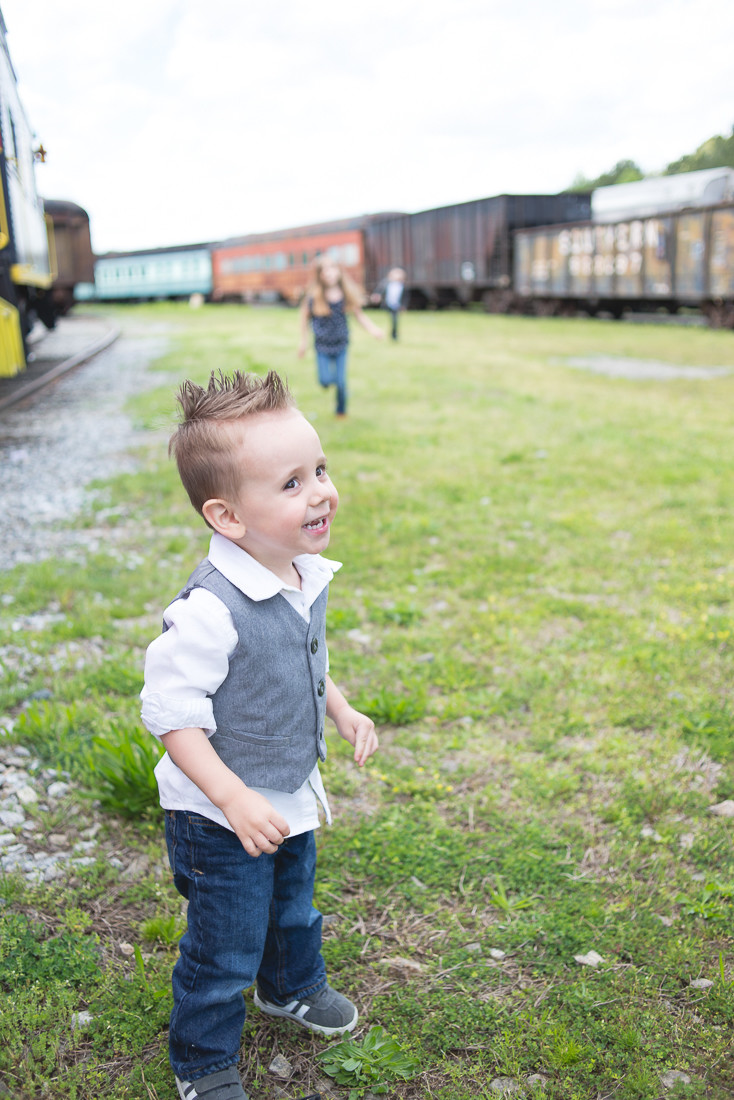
[140,588,237,738]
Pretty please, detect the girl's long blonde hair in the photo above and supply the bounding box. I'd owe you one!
[307,255,365,317]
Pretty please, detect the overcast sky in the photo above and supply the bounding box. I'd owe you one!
[3,0,733,254]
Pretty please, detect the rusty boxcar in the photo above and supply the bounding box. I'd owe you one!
[42,199,95,321]
[363,192,592,311]
[513,202,734,327]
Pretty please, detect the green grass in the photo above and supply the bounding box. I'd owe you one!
[1,302,734,1099]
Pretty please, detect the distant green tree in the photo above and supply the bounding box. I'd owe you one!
[568,159,644,192]
[664,126,734,174]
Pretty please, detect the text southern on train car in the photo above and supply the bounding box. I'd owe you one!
[513,201,734,327]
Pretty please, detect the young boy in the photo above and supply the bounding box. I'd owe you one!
[140,370,378,1100]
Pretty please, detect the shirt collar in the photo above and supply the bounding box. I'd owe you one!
[208,531,341,606]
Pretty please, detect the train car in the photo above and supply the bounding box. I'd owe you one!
[210,215,402,305]
[592,167,734,223]
[41,199,94,321]
[0,8,54,376]
[363,192,592,311]
[512,201,734,327]
[90,243,213,301]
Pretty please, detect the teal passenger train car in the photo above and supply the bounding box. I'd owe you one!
[87,244,213,301]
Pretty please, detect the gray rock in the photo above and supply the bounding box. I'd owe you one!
[0,810,24,828]
[660,1070,691,1089]
[268,1054,293,1078]
[47,781,70,799]
[489,1079,522,1096]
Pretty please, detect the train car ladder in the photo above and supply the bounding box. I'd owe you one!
[0,296,25,376]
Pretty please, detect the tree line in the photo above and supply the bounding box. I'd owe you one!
[568,124,734,191]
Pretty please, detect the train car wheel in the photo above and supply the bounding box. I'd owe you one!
[532,299,558,318]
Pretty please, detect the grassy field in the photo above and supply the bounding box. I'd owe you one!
[1,304,734,1100]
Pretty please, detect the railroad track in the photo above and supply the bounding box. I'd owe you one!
[0,314,120,413]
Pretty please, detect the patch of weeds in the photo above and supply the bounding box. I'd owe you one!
[63,659,143,699]
[675,880,734,924]
[327,605,362,632]
[680,704,734,761]
[604,772,703,825]
[0,911,102,989]
[701,952,734,1025]
[365,599,424,627]
[352,684,427,725]
[664,1084,732,1100]
[486,874,540,917]
[376,765,456,801]
[318,1025,419,1097]
[81,722,163,817]
[140,911,185,948]
[5,700,84,764]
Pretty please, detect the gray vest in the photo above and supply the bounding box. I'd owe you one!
[167,559,328,792]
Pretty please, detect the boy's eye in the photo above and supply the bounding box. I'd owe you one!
[283,477,299,490]
[316,465,326,477]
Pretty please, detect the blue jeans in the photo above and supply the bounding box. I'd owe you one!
[316,348,348,414]
[165,810,327,1080]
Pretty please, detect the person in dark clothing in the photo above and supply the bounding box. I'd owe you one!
[383,267,407,340]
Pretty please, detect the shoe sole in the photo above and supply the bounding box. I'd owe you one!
[253,990,358,1036]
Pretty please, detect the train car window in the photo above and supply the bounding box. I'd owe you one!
[343,243,359,266]
[7,112,17,162]
[289,253,295,267]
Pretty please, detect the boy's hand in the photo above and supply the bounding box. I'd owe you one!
[325,676,378,766]
[221,787,291,858]
[160,728,291,858]
[332,705,379,766]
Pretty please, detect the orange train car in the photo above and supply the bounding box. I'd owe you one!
[211,214,400,305]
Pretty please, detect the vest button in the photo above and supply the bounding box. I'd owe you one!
[311,637,319,654]
[317,679,326,696]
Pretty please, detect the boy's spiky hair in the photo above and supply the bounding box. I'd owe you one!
[169,369,295,521]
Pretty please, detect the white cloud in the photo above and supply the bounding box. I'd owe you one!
[2,0,733,252]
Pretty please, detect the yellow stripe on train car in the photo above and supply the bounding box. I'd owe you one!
[0,297,25,377]
[11,262,54,288]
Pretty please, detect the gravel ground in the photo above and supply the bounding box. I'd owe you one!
[0,321,170,568]
[0,319,172,882]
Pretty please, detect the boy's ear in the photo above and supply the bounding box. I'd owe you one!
[202,498,246,539]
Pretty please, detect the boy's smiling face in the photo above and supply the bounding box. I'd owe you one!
[204,408,338,583]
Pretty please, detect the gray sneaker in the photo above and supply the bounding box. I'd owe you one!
[254,983,358,1035]
[175,1066,249,1100]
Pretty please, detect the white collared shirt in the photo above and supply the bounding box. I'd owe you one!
[140,532,342,837]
